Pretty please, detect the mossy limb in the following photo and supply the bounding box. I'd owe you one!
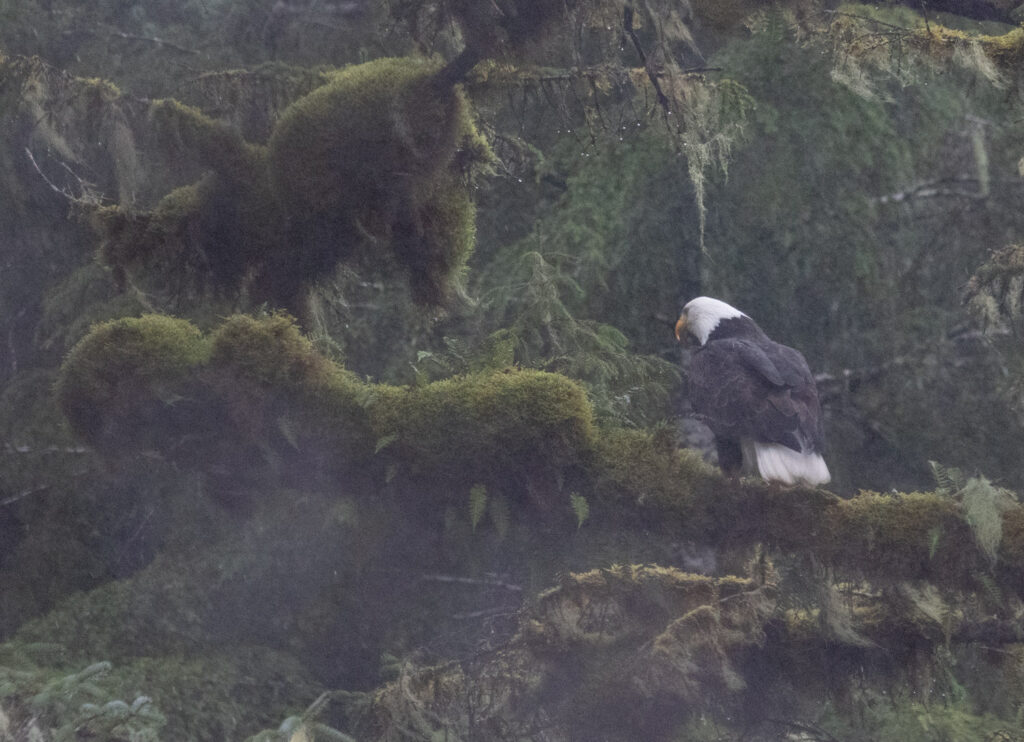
[56,313,373,495]
[210,312,334,390]
[917,24,1024,68]
[358,567,767,739]
[149,98,266,186]
[268,56,492,305]
[55,315,209,446]
[368,368,594,504]
[207,312,374,473]
[591,426,716,507]
[89,56,492,312]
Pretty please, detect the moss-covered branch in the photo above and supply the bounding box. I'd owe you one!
[92,56,493,313]
[0,310,1015,739]
[915,24,1024,68]
[346,563,1021,741]
[54,313,1024,600]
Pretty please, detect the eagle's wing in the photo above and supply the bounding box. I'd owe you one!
[689,338,823,455]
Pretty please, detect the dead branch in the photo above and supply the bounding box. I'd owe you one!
[623,5,670,112]
[421,573,523,593]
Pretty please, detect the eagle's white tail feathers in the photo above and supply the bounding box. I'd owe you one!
[744,440,830,486]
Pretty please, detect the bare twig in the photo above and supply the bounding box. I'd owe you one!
[103,29,200,55]
[452,607,518,620]
[875,176,993,204]
[763,718,841,742]
[24,148,106,206]
[623,5,670,112]
[419,573,524,589]
[3,443,90,454]
[25,148,77,202]
[0,485,51,508]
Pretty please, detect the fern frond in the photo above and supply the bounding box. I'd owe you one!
[569,492,590,530]
[469,484,487,532]
[488,493,511,540]
[960,474,1015,564]
[929,459,966,496]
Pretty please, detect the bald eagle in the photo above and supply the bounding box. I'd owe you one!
[675,297,830,486]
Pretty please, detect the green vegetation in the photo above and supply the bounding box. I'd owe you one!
[8,1,1024,740]
[55,315,209,445]
[369,367,594,495]
[92,56,492,313]
[267,56,492,304]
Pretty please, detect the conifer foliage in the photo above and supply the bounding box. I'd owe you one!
[7,2,1024,741]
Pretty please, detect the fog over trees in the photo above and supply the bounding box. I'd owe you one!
[5,1,1024,740]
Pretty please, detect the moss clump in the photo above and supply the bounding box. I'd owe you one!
[209,312,333,389]
[208,313,374,469]
[268,56,492,304]
[528,565,723,647]
[95,98,283,303]
[55,315,209,445]
[56,313,375,481]
[369,368,593,498]
[823,491,980,584]
[94,176,215,290]
[918,24,1024,68]
[269,57,457,217]
[393,171,478,305]
[149,98,265,185]
[92,57,492,311]
[591,426,715,507]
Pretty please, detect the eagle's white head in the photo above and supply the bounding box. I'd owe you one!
[675,296,746,346]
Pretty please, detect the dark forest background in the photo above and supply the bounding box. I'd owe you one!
[5,1,1024,740]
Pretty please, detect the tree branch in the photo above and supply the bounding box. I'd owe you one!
[622,5,671,113]
[421,573,523,592]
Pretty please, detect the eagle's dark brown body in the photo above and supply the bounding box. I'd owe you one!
[677,298,829,486]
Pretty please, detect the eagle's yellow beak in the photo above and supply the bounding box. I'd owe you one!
[674,315,687,342]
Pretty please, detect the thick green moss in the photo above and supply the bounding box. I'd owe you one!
[95,176,215,284]
[918,24,1024,68]
[92,57,492,311]
[209,312,334,389]
[591,426,715,507]
[208,313,374,468]
[56,313,373,479]
[150,98,265,185]
[56,314,1024,600]
[394,172,478,304]
[268,56,492,304]
[269,57,453,217]
[586,426,1024,594]
[822,491,980,583]
[92,98,284,305]
[55,315,209,444]
[369,368,594,498]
